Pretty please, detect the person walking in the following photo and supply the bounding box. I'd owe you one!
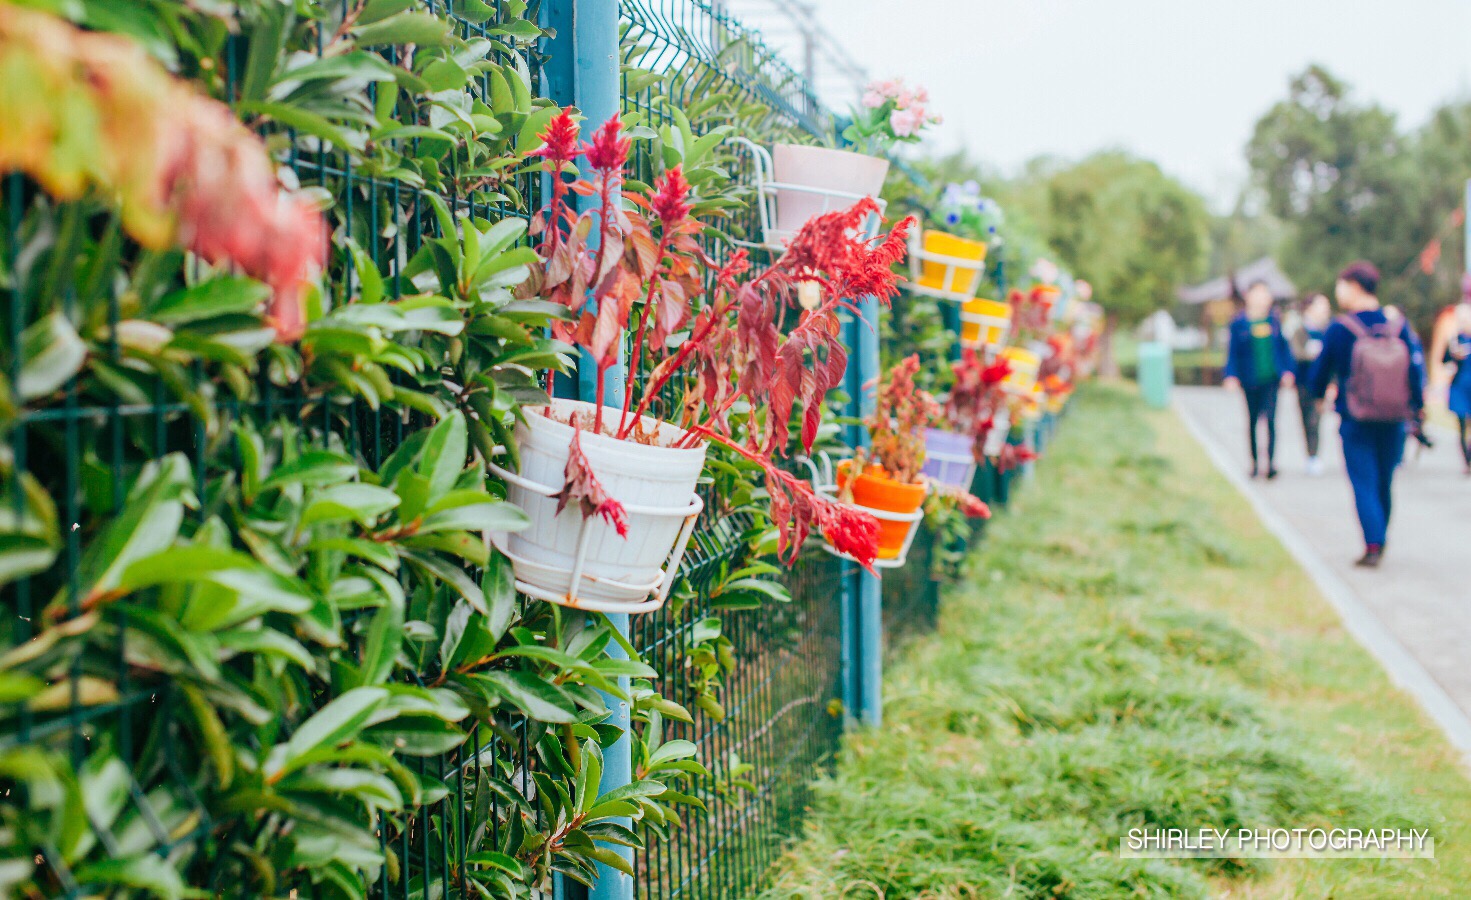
[1441,301,1471,473]
[1308,261,1426,569]
[1283,292,1331,475]
[1222,280,1296,479]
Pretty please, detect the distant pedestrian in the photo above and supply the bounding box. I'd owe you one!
[1308,261,1426,568]
[1283,292,1331,475]
[1440,301,1471,473]
[1222,280,1296,479]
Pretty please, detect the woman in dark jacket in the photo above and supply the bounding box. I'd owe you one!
[1222,280,1296,478]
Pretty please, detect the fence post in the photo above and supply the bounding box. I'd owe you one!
[853,293,884,726]
[838,310,863,725]
[543,3,634,899]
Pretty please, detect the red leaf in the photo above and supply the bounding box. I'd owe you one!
[554,415,629,537]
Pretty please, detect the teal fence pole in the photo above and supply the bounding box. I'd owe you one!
[838,310,863,724]
[544,2,632,897]
[854,292,883,726]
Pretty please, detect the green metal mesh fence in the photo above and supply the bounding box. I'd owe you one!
[0,1,900,897]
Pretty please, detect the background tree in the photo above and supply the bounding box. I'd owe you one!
[1001,151,1210,371]
[1244,64,1471,330]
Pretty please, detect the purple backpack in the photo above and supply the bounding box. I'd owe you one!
[1337,309,1412,422]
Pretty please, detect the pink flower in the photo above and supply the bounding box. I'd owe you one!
[866,78,902,99]
[895,89,914,109]
[915,86,930,104]
[889,107,925,138]
[861,89,885,109]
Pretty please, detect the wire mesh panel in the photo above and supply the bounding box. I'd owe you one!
[879,526,941,650]
[616,1,854,896]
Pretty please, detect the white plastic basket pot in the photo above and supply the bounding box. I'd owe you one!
[903,229,989,302]
[486,399,706,613]
[731,138,888,251]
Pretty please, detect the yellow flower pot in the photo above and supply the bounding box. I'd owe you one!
[913,230,988,299]
[1000,347,1039,395]
[959,297,1012,349]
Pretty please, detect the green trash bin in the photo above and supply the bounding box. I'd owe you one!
[1137,341,1173,409]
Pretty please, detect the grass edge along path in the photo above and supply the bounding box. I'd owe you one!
[758,383,1471,899]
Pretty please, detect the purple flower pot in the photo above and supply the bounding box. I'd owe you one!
[922,428,978,489]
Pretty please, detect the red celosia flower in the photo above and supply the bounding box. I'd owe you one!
[773,198,913,309]
[585,116,631,172]
[820,500,881,569]
[995,441,1038,474]
[867,354,939,484]
[763,464,879,570]
[533,109,583,167]
[959,493,991,519]
[651,165,691,227]
[553,415,629,537]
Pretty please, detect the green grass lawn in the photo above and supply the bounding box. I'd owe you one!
[758,383,1471,899]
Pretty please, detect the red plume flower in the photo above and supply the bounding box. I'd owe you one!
[585,116,631,172]
[651,165,692,227]
[533,109,583,168]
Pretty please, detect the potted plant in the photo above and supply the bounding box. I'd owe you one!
[908,183,1004,300]
[769,78,939,241]
[960,296,1013,351]
[492,112,915,610]
[828,355,935,566]
[923,348,1011,489]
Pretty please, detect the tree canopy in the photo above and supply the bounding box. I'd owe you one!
[1247,64,1471,328]
[1000,151,1210,326]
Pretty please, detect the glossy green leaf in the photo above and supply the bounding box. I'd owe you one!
[18,311,86,400]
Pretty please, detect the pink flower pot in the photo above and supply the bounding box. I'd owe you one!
[771,144,890,239]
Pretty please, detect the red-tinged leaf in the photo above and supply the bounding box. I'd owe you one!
[589,300,624,370]
[545,241,576,289]
[597,232,624,282]
[553,415,628,537]
[628,226,660,279]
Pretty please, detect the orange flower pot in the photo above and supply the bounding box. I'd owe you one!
[835,461,927,560]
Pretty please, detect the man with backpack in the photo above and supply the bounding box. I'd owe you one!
[1308,261,1426,569]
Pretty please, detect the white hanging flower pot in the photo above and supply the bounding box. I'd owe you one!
[487,399,706,613]
[732,139,889,250]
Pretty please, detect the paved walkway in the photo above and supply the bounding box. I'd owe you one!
[1174,386,1471,760]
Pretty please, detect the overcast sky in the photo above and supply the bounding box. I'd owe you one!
[744,0,1471,211]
